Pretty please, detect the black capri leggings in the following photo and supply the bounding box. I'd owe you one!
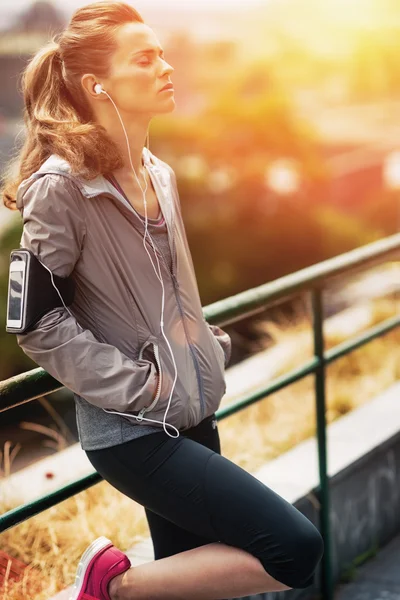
[85,413,324,590]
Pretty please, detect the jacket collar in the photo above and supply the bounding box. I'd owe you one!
[34,147,160,199]
[23,148,174,225]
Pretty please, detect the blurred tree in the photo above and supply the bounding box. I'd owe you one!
[360,188,400,236]
[349,30,400,101]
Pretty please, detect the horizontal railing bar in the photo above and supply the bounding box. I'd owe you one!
[212,314,400,423]
[325,314,400,364]
[0,472,102,534]
[0,368,62,413]
[216,358,320,420]
[205,291,302,328]
[204,235,400,327]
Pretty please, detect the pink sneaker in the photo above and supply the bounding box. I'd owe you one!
[69,536,131,600]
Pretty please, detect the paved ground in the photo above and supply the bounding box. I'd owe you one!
[334,534,400,600]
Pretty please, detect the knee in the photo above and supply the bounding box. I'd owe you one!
[286,524,324,589]
[261,521,324,590]
[301,523,324,564]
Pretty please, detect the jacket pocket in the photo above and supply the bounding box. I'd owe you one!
[210,330,226,370]
[136,339,163,416]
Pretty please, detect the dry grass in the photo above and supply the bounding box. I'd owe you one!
[218,298,400,473]
[0,297,399,599]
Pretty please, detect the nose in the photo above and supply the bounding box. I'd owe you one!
[161,58,174,76]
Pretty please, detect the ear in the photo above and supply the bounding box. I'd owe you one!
[81,73,103,99]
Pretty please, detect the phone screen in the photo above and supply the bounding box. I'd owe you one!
[8,265,25,322]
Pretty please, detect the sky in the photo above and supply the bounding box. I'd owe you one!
[0,0,270,33]
[2,0,268,18]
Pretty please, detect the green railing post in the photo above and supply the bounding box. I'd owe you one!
[312,288,333,600]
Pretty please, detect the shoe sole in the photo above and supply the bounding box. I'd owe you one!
[69,535,113,600]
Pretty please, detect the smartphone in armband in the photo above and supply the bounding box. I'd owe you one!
[6,249,75,334]
[6,254,27,332]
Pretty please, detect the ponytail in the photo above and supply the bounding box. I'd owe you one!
[24,41,64,121]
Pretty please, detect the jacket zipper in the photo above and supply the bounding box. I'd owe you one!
[146,166,206,421]
[137,340,163,418]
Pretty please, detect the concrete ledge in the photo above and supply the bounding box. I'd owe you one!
[0,441,97,507]
[256,380,400,504]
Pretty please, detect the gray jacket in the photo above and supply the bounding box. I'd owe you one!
[15,149,231,449]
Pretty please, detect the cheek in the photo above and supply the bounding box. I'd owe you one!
[135,70,155,91]
[128,65,155,87]
[116,69,155,100]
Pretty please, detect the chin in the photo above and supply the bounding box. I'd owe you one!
[156,99,176,115]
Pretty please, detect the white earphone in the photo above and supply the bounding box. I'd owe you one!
[93,81,180,438]
[94,83,104,95]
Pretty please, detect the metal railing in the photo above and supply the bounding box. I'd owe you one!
[1,233,400,600]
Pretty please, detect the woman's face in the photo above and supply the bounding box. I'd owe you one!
[102,21,175,116]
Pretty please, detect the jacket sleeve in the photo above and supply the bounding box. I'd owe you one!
[16,174,159,413]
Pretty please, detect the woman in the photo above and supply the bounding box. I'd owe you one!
[2,3,323,599]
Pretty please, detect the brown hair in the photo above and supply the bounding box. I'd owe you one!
[2,1,144,210]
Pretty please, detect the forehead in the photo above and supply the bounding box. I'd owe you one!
[113,22,161,58]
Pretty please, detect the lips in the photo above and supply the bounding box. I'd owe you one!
[160,83,174,92]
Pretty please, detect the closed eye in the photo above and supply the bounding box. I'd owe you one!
[136,49,165,65]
